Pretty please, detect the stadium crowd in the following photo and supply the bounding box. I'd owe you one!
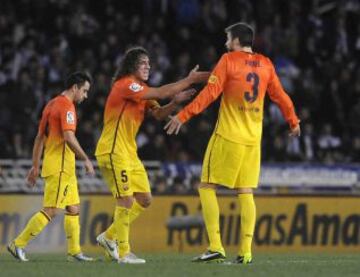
[0,0,359,165]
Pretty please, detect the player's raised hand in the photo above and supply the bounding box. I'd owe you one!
[188,64,210,84]
[289,124,301,137]
[173,88,196,104]
[26,166,39,188]
[84,159,95,176]
[164,115,183,135]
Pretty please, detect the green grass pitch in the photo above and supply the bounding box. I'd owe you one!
[1,253,360,277]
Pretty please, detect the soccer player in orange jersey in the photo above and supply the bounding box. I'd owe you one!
[165,23,301,264]
[95,46,209,264]
[8,72,95,262]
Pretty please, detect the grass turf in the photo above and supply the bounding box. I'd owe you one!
[1,252,360,277]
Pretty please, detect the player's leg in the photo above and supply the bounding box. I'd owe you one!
[113,159,146,264]
[8,174,61,261]
[131,163,152,222]
[233,145,260,264]
[98,194,149,241]
[100,166,150,263]
[63,175,93,262]
[114,196,137,262]
[96,155,119,261]
[193,182,226,263]
[194,134,248,263]
[235,188,255,264]
[95,155,120,260]
[130,193,149,221]
[96,155,145,264]
[193,134,237,263]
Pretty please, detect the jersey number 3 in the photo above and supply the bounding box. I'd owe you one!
[244,72,259,103]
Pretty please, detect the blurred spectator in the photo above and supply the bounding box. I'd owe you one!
[317,124,342,163]
[189,176,201,194]
[152,176,170,195]
[170,176,188,195]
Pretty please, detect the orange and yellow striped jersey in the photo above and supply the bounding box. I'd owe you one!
[38,95,77,177]
[177,51,299,145]
[95,76,159,160]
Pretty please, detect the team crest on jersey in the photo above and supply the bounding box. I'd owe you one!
[129,82,144,92]
[208,74,218,84]
[66,111,75,124]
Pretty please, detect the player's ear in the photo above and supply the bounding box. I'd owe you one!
[72,84,79,92]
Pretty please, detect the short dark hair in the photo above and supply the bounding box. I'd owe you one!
[225,22,254,47]
[64,71,92,89]
[113,46,149,83]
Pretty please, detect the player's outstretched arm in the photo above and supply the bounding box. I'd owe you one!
[63,130,95,176]
[26,132,46,187]
[150,88,196,121]
[142,65,209,100]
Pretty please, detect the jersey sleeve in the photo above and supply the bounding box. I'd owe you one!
[117,78,149,102]
[177,54,228,123]
[59,103,77,132]
[266,60,299,128]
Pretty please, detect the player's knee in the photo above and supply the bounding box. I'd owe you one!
[198,183,216,191]
[42,207,58,219]
[134,193,152,208]
[117,196,134,208]
[237,188,253,194]
[65,205,80,215]
[139,196,152,208]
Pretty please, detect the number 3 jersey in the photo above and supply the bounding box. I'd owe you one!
[177,51,299,145]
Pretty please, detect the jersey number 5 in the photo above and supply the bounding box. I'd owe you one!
[120,170,128,183]
[244,72,259,103]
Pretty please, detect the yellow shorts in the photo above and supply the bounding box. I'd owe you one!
[43,172,80,209]
[96,154,150,198]
[201,134,261,189]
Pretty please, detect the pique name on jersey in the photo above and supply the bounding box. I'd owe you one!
[245,60,260,67]
[129,82,144,92]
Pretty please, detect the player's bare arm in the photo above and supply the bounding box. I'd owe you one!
[63,130,95,176]
[26,132,46,187]
[142,65,209,100]
[150,89,196,121]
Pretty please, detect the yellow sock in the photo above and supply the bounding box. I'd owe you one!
[64,214,81,255]
[199,187,225,256]
[238,193,256,256]
[105,202,145,241]
[129,201,145,223]
[105,223,116,241]
[114,206,130,257]
[14,210,50,248]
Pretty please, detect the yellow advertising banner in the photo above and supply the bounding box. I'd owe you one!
[1,195,360,254]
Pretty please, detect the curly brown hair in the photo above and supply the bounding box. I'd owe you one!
[112,46,149,84]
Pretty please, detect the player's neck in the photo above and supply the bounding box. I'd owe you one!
[62,90,75,103]
[238,46,253,53]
